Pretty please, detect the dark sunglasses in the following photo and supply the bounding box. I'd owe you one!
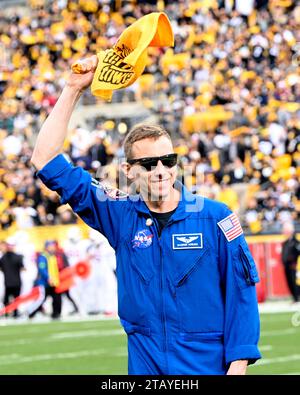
[127,153,178,171]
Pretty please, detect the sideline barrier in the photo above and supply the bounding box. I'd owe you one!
[247,234,297,302]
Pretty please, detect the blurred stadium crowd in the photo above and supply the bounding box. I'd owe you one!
[0,0,299,235]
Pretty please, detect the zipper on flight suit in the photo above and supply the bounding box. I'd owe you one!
[158,217,176,362]
[149,215,176,368]
[154,217,177,354]
[150,217,167,353]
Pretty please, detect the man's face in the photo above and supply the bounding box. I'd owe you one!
[127,136,178,201]
[6,243,15,252]
[46,243,57,254]
[282,224,294,238]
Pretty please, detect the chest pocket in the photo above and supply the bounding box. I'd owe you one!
[125,239,154,284]
[116,239,154,327]
[169,243,224,333]
[233,241,260,290]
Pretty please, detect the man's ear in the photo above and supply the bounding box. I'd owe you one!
[121,162,134,180]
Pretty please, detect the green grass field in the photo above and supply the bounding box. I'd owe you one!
[0,312,299,375]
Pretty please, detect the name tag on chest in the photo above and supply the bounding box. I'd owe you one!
[172,233,203,249]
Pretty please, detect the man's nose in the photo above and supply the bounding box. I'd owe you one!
[153,160,165,175]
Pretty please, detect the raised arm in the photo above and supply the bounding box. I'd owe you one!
[31,55,98,170]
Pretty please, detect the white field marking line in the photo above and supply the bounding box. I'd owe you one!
[0,339,34,347]
[80,322,121,329]
[0,354,20,360]
[253,354,300,366]
[0,328,125,348]
[0,317,120,327]
[260,328,298,336]
[0,316,119,328]
[0,347,127,366]
[0,327,55,335]
[113,351,128,357]
[258,308,300,314]
[259,345,273,351]
[281,372,300,375]
[260,314,294,321]
[48,328,124,340]
[0,322,122,336]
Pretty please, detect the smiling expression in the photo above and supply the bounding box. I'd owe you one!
[127,136,178,201]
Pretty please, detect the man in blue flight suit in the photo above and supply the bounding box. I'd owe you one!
[31,55,261,375]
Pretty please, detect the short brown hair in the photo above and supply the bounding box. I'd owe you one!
[123,124,171,159]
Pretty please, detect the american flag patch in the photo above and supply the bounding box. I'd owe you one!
[217,213,243,242]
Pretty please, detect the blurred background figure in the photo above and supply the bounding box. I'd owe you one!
[62,226,89,313]
[0,238,24,318]
[84,229,117,316]
[54,240,79,315]
[281,222,300,303]
[12,231,37,297]
[88,127,109,168]
[29,240,61,319]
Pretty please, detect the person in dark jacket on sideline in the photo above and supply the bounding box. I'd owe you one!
[0,239,24,317]
[281,222,300,303]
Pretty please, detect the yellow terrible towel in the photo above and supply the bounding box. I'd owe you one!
[72,12,174,101]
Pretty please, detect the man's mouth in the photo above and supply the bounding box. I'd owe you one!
[151,179,169,183]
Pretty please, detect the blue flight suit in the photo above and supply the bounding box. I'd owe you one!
[38,154,261,374]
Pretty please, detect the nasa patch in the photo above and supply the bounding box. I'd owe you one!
[132,229,154,249]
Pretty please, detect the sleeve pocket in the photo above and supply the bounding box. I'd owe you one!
[234,242,260,290]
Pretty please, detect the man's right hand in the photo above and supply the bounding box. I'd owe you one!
[66,55,98,92]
